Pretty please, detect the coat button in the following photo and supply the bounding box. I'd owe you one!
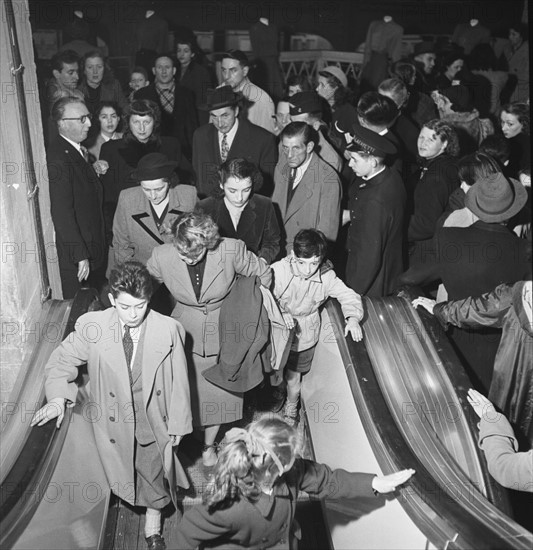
[163,415,167,422]
[156,390,161,396]
[109,392,115,397]
[109,416,115,422]
[110,439,116,444]
[262,538,268,542]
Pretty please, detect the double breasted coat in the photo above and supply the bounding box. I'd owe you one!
[345,167,406,297]
[110,185,197,273]
[44,307,193,506]
[272,153,342,251]
[192,119,278,198]
[198,195,281,264]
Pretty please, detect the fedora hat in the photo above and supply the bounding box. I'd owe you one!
[130,152,177,181]
[465,172,527,223]
[200,85,240,111]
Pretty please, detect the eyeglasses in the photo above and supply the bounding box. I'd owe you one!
[61,114,92,124]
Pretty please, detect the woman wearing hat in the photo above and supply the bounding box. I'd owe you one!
[100,99,194,237]
[316,66,357,151]
[109,152,197,275]
[401,172,530,392]
[199,158,281,264]
[344,125,406,297]
[147,211,272,467]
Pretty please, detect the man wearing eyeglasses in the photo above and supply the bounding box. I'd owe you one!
[47,97,106,299]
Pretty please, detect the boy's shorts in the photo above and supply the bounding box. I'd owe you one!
[285,345,317,374]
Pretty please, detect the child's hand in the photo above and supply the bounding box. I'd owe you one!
[345,317,363,341]
[412,297,436,314]
[372,469,415,494]
[30,397,66,429]
[282,312,295,329]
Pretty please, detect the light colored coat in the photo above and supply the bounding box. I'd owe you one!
[271,257,363,351]
[272,153,341,251]
[147,238,272,357]
[44,308,192,506]
[109,185,197,275]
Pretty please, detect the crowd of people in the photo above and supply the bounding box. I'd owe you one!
[35,19,531,550]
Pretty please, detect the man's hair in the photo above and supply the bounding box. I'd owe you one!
[221,50,249,68]
[153,53,177,68]
[280,121,318,147]
[51,50,79,73]
[293,229,328,260]
[108,261,153,300]
[357,92,398,128]
[378,78,409,109]
[457,152,501,186]
[479,134,511,166]
[390,61,416,86]
[51,96,86,122]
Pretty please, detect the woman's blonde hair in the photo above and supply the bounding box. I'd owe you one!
[204,415,303,511]
[171,211,221,259]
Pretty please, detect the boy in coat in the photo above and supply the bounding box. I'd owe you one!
[31,261,192,550]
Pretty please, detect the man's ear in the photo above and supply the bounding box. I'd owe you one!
[242,65,249,78]
[152,67,156,76]
[52,69,60,81]
[172,67,176,76]
[108,293,116,307]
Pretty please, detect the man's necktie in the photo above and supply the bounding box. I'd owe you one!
[80,145,89,163]
[123,326,134,385]
[220,134,229,162]
[160,88,174,114]
[288,168,296,188]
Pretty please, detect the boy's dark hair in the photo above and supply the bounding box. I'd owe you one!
[108,261,153,300]
[478,134,511,166]
[51,49,79,73]
[293,229,328,260]
[357,92,398,128]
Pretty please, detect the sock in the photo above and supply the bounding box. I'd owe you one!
[144,508,161,538]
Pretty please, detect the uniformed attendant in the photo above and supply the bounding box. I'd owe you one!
[343,125,406,297]
[175,415,415,549]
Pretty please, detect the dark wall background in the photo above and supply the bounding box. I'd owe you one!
[27,0,527,56]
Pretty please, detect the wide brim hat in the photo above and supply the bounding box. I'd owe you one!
[130,152,178,181]
[465,172,527,223]
[345,123,397,157]
[320,66,348,88]
[199,85,240,111]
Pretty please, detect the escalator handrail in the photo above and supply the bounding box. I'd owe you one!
[325,298,533,550]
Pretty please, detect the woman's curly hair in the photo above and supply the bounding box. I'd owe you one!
[423,119,461,157]
[171,211,221,259]
[204,415,302,512]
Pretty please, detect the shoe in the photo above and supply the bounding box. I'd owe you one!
[283,401,299,427]
[202,444,218,467]
[145,534,166,550]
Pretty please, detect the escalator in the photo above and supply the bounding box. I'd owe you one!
[0,290,110,550]
[302,294,533,550]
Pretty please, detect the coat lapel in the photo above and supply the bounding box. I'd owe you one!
[140,311,171,406]
[101,309,132,388]
[284,156,317,221]
[237,199,257,237]
[199,248,225,302]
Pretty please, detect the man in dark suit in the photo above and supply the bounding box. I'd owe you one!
[47,97,106,298]
[192,86,277,198]
[134,54,198,160]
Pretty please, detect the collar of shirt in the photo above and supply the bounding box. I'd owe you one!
[156,81,175,94]
[151,195,170,216]
[378,128,389,136]
[362,165,386,181]
[223,197,246,228]
[292,152,315,187]
[218,118,239,150]
[119,318,142,341]
[61,134,84,157]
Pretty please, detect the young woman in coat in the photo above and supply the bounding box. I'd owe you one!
[199,158,281,264]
